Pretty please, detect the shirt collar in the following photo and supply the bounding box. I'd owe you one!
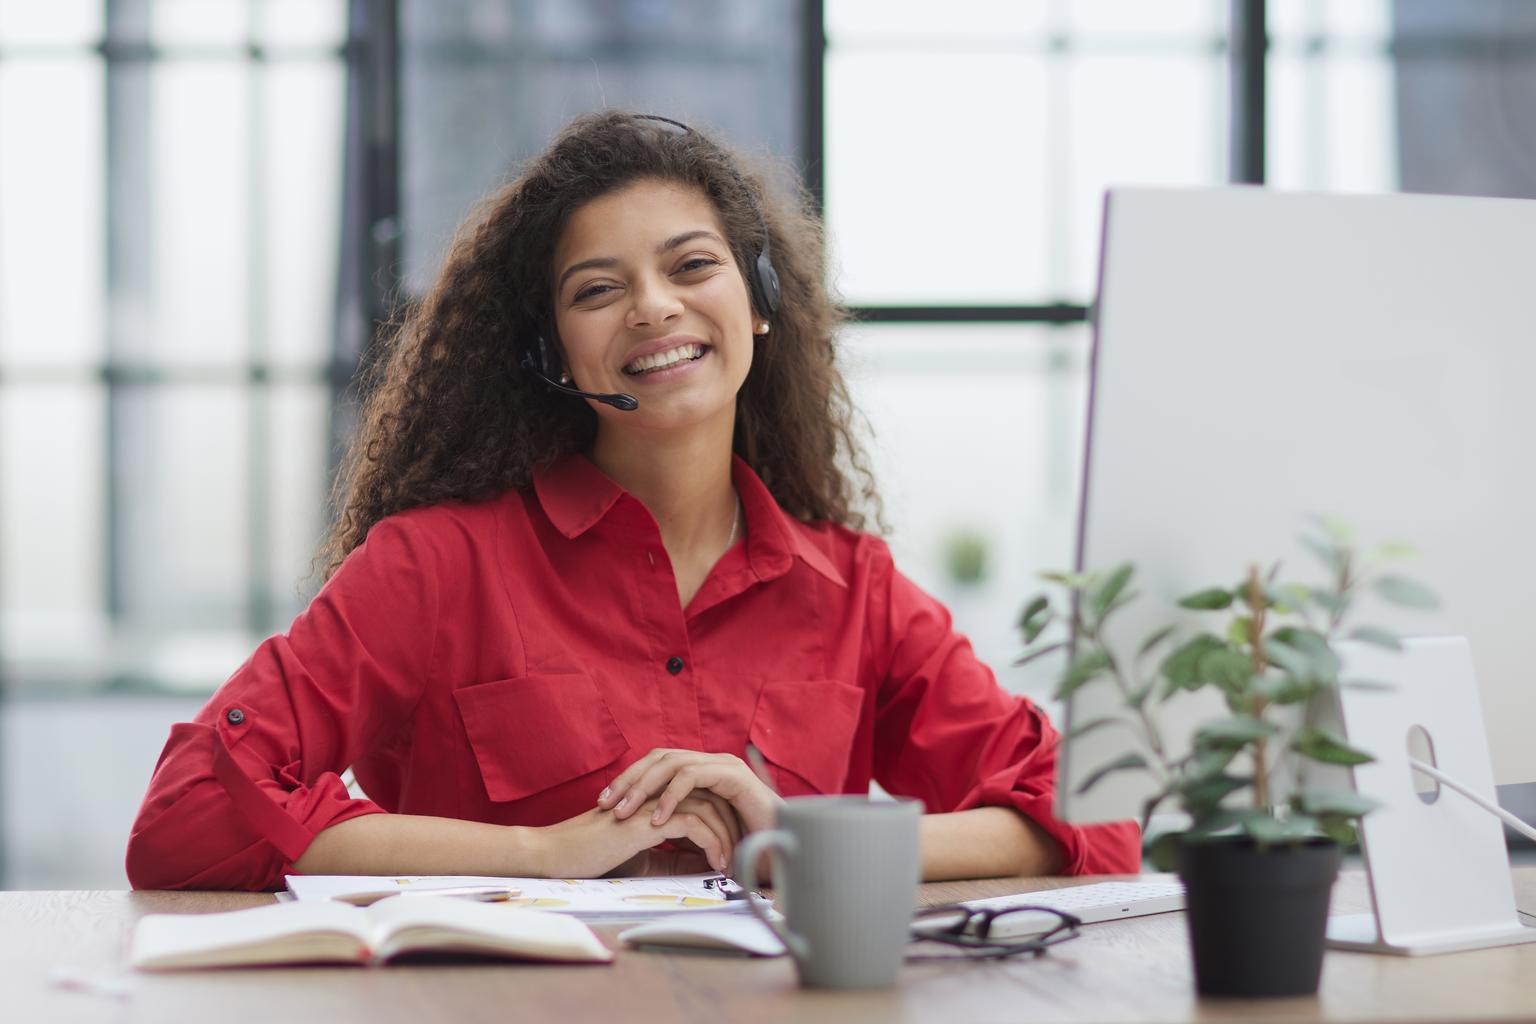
[532,454,625,540]
[532,452,848,588]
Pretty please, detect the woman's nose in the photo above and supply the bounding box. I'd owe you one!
[625,276,684,328]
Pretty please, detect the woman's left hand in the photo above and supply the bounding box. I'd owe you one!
[598,748,782,836]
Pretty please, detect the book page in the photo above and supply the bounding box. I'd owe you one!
[132,902,370,970]
[363,899,612,963]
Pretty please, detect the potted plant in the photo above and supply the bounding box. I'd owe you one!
[1018,518,1436,997]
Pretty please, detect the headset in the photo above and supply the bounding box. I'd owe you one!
[520,113,782,412]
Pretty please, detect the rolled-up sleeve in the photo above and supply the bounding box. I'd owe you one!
[125,516,438,891]
[870,552,1140,876]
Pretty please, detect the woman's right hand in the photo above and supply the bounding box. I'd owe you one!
[532,792,741,878]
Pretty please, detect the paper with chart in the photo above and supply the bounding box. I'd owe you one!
[285,872,751,921]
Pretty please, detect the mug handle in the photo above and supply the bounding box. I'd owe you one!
[733,829,809,961]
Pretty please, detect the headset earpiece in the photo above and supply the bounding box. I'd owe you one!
[520,332,555,380]
[754,245,782,317]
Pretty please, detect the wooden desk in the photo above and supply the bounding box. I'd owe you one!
[8,868,1536,1023]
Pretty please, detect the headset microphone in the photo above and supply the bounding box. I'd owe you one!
[520,346,639,411]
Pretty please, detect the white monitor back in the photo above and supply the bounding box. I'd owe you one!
[1063,186,1536,825]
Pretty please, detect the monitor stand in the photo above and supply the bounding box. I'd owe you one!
[1326,636,1536,956]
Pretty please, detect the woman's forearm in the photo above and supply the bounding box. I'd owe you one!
[919,807,1065,881]
[295,806,1063,882]
[292,813,546,877]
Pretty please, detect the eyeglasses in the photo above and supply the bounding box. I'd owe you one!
[908,903,1082,961]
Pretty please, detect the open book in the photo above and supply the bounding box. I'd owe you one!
[131,897,613,970]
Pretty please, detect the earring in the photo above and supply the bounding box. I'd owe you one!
[559,371,572,384]
[754,321,771,335]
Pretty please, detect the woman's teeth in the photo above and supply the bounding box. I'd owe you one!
[623,343,705,376]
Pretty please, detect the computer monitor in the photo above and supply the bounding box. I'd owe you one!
[1061,186,1536,830]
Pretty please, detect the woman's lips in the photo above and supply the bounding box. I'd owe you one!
[621,345,711,384]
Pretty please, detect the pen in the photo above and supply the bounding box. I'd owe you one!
[744,743,779,797]
[332,886,521,907]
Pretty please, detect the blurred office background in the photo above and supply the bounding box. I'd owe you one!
[2,0,1534,887]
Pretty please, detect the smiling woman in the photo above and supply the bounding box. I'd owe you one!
[124,111,1139,891]
[553,180,757,442]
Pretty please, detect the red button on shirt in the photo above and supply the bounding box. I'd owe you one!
[126,454,1139,890]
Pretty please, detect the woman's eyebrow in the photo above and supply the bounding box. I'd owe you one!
[656,229,726,253]
[557,256,618,294]
[558,230,727,294]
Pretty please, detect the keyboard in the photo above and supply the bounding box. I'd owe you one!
[918,877,1186,940]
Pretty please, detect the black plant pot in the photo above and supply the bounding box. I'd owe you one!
[1178,836,1341,998]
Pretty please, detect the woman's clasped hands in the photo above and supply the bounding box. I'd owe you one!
[569,748,782,878]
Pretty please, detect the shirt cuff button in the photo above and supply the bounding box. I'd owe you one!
[225,708,246,725]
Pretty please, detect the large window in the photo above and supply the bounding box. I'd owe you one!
[0,0,347,696]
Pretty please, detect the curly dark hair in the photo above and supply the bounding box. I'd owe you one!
[317,109,883,581]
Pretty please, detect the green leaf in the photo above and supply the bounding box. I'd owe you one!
[1198,648,1254,694]
[1219,688,1248,714]
[1285,813,1320,837]
[1316,814,1360,846]
[1347,626,1402,651]
[1291,727,1374,766]
[1263,639,1313,679]
[1227,616,1253,647]
[1253,672,1312,704]
[1012,640,1067,668]
[1161,634,1227,695]
[1295,786,1380,819]
[1090,564,1135,621]
[1065,715,1129,742]
[1178,588,1233,611]
[1186,747,1239,780]
[1139,625,1177,656]
[1075,752,1150,795]
[1053,648,1112,701]
[1018,595,1052,643]
[1040,570,1092,589]
[1195,714,1280,749]
[1269,627,1340,681]
[1298,534,1344,574]
[1186,807,1271,838]
[1175,773,1251,810]
[1374,574,1439,610]
[1309,588,1348,616]
[1145,831,1184,872]
[1269,584,1312,614]
[1372,540,1419,561]
[1127,681,1155,711]
[1272,625,1330,654]
[1240,814,1299,844]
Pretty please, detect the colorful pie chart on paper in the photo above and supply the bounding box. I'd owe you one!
[621,895,727,908]
[504,897,572,908]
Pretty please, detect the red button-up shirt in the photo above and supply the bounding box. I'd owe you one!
[126,454,1139,890]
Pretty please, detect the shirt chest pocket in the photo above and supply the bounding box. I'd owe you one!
[452,673,630,803]
[748,679,866,796]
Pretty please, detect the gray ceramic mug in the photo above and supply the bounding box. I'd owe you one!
[733,795,921,989]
